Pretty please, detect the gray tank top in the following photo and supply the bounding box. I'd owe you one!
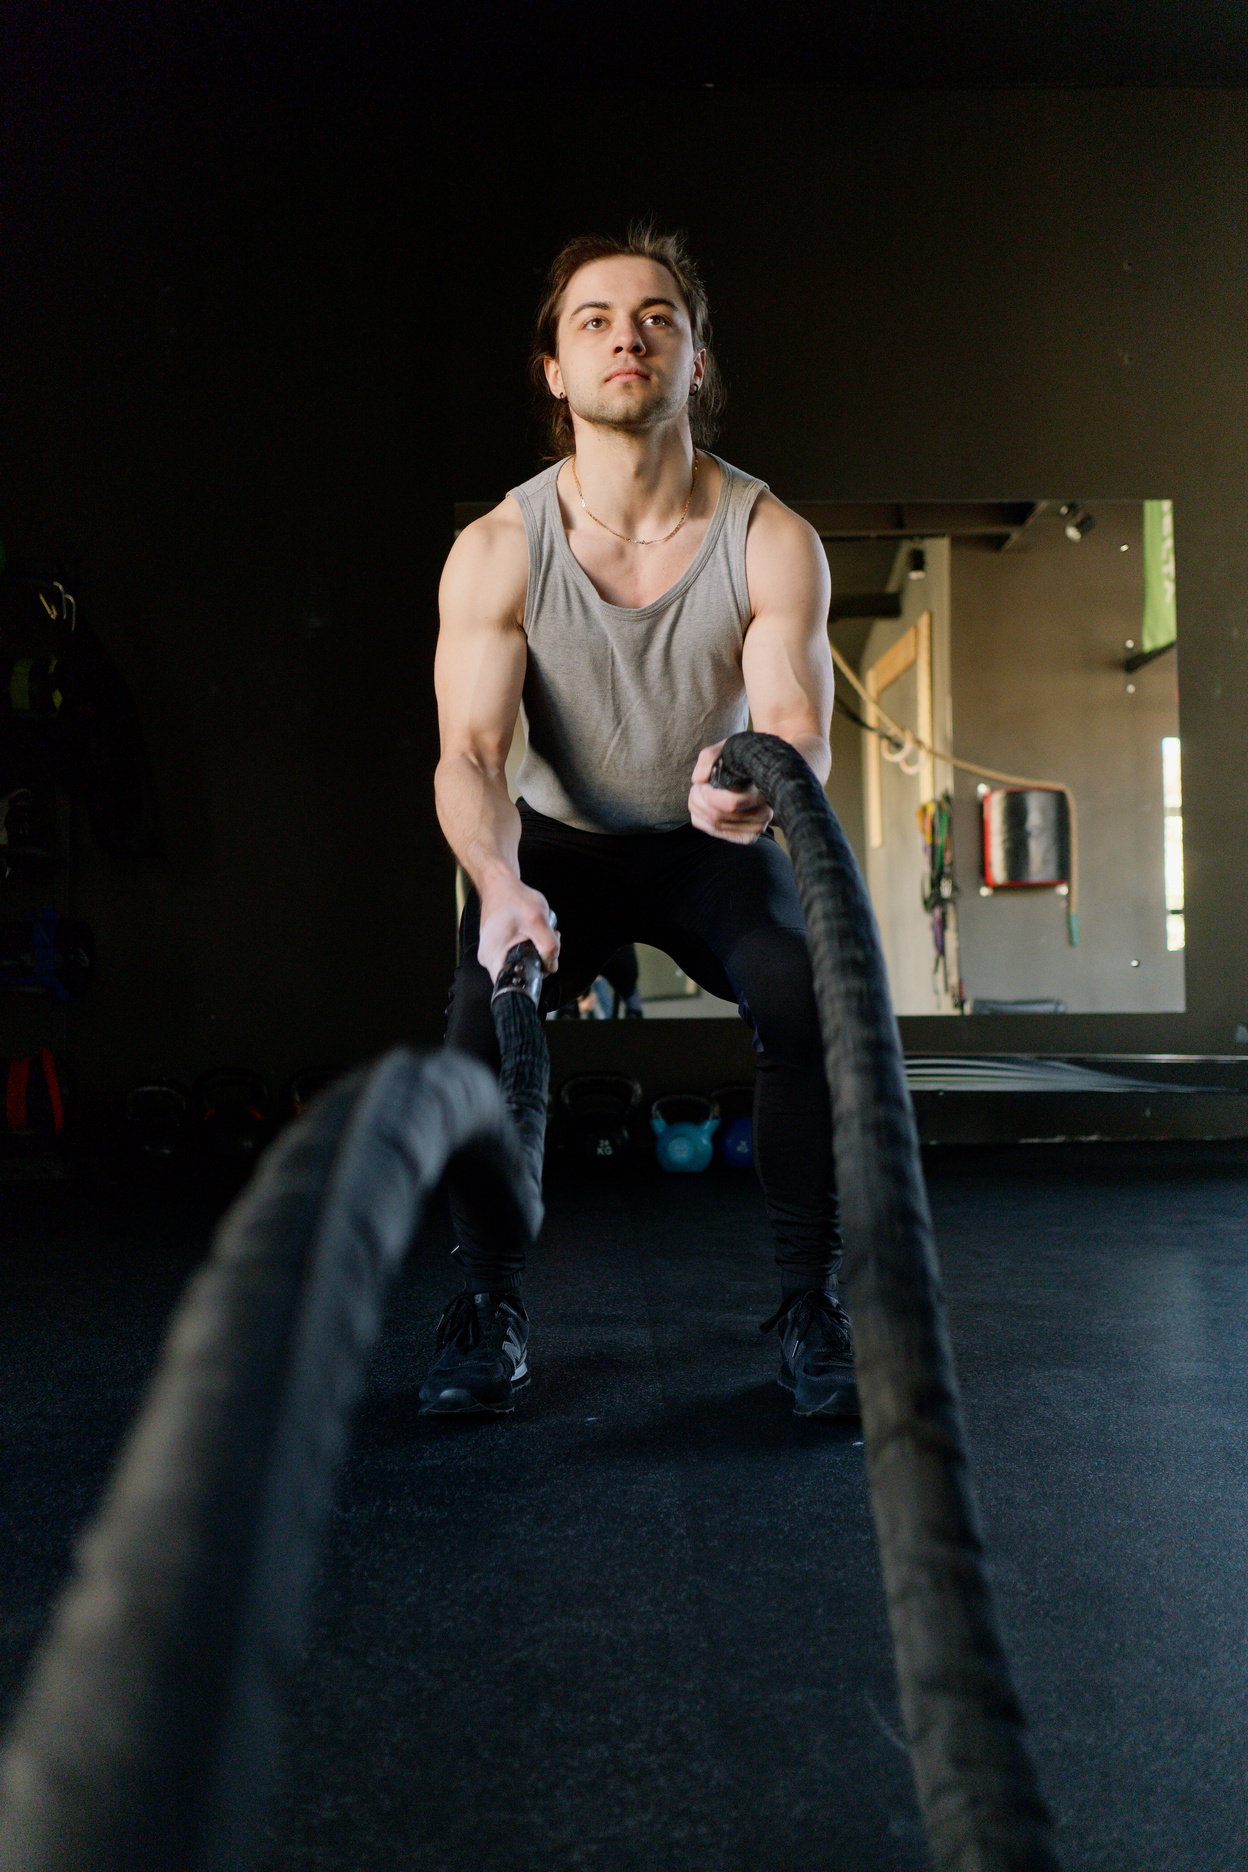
[507,453,768,833]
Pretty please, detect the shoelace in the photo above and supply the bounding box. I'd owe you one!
[434,1292,524,1353]
[434,1292,483,1351]
[759,1290,852,1353]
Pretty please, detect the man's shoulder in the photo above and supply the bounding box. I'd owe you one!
[740,488,829,624]
[449,457,562,565]
[507,457,564,506]
[705,454,810,543]
[450,493,531,566]
[456,493,528,549]
[441,497,530,622]
[744,487,824,556]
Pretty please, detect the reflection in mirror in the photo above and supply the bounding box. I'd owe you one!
[817,499,1181,1015]
[458,499,1182,1021]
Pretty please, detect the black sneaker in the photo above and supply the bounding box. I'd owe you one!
[418,1292,530,1414]
[760,1290,859,1418]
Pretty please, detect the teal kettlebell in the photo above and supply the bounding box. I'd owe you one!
[650,1094,720,1173]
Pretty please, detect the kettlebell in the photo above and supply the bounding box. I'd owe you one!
[192,1067,272,1181]
[559,1072,642,1164]
[711,1083,754,1168]
[650,1093,720,1173]
[123,1081,191,1183]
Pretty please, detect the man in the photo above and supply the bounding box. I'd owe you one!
[424,225,856,1419]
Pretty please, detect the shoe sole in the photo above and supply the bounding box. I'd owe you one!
[419,1367,530,1416]
[778,1366,860,1419]
[790,1386,861,1419]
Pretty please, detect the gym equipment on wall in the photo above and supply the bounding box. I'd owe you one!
[650,1093,719,1172]
[0,735,1060,1871]
[0,788,43,865]
[828,636,1079,946]
[3,1049,65,1138]
[558,1072,643,1164]
[919,792,964,1008]
[981,786,1071,889]
[0,576,162,860]
[0,910,94,1000]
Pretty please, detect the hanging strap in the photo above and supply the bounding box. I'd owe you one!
[3,1051,64,1131]
[40,1047,65,1132]
[6,1055,31,1129]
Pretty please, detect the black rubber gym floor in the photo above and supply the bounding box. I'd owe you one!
[3,1143,1247,1870]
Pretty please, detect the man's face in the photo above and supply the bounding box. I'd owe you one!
[546,255,704,436]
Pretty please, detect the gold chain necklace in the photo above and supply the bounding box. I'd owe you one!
[570,452,699,547]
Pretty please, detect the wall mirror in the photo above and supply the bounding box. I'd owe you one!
[455,499,1182,1022]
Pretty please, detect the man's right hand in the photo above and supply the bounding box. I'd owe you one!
[477,878,560,986]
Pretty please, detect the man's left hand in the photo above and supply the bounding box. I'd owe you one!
[688,740,774,843]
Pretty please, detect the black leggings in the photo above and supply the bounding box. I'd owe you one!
[444,800,842,1297]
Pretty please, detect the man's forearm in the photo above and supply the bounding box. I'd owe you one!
[776,728,832,787]
[434,753,523,895]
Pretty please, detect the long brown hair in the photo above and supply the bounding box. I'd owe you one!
[528,222,726,459]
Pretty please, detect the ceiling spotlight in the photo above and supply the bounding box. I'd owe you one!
[907,546,927,580]
[1060,503,1095,542]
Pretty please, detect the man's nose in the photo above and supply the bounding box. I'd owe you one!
[613,321,646,352]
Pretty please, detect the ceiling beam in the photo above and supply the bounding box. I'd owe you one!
[793,501,1038,540]
[828,593,902,621]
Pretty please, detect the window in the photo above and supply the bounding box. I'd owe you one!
[1162,736,1184,951]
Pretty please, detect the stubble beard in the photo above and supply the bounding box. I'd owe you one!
[568,375,687,438]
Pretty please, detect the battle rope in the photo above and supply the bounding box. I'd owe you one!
[0,1013,546,1872]
[710,730,1059,1872]
[0,738,1056,1871]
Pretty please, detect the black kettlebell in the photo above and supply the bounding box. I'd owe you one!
[123,1082,191,1184]
[559,1072,643,1164]
[192,1067,272,1180]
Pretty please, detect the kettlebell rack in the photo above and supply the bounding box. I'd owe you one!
[1,580,85,1168]
[1,790,77,1165]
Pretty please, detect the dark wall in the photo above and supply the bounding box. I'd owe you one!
[3,84,1246,1100]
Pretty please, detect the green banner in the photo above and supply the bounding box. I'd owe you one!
[1142,498,1177,654]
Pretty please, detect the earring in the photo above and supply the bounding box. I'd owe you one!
[690,382,701,397]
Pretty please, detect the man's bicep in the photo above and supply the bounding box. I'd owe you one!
[435,518,529,769]
[742,503,834,736]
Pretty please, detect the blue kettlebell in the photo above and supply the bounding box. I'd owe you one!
[651,1094,720,1173]
[711,1083,753,1168]
[719,1116,753,1167]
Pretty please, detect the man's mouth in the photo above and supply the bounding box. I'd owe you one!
[606,368,649,383]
